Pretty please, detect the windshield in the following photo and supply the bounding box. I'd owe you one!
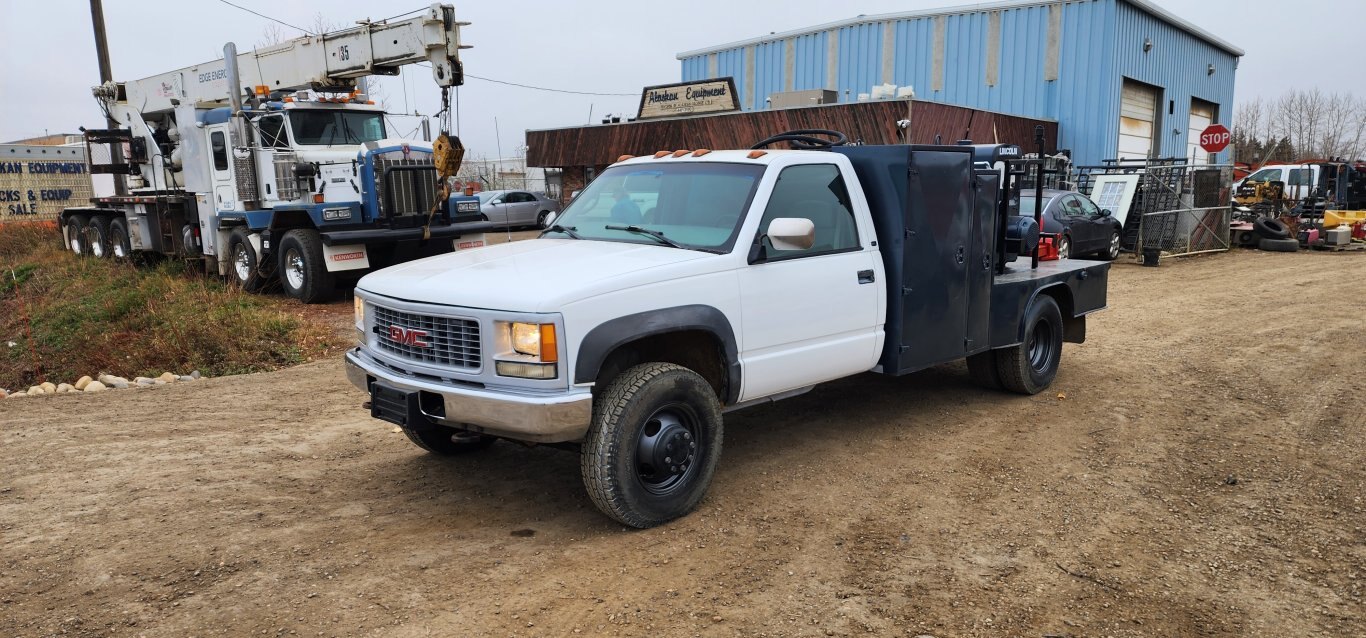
[288,110,386,146]
[548,163,765,252]
[1246,168,1282,182]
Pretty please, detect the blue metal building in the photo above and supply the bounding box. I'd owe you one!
[677,0,1242,168]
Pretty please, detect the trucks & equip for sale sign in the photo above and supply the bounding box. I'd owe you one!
[0,145,94,223]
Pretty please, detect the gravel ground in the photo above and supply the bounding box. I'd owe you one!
[1,249,1363,637]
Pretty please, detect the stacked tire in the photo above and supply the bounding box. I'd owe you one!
[1253,218,1297,253]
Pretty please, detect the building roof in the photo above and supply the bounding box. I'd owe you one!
[676,0,1244,60]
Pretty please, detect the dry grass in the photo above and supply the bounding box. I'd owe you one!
[0,222,344,389]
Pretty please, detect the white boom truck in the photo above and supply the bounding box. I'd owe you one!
[60,4,487,302]
[346,131,1112,527]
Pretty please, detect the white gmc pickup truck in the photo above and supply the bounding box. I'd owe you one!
[346,131,1110,527]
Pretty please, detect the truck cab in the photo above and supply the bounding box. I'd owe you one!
[347,135,1110,527]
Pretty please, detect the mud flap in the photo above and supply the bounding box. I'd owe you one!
[322,243,370,272]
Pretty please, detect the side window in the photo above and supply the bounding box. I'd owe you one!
[258,116,289,149]
[1286,169,1311,186]
[1075,195,1100,216]
[1059,195,1087,218]
[210,131,228,172]
[510,192,533,203]
[758,164,859,257]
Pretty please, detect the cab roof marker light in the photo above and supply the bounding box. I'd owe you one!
[671,150,690,157]
[616,154,636,162]
[691,149,712,157]
[653,151,671,159]
[747,150,768,159]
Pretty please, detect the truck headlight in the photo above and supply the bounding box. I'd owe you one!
[508,322,557,360]
[497,321,559,379]
[353,296,365,329]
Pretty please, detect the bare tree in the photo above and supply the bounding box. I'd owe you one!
[255,23,286,48]
[1236,88,1366,163]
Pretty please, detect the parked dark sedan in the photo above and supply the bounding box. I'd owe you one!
[1014,189,1123,260]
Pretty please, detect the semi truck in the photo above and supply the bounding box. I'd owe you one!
[344,131,1111,527]
[60,4,487,302]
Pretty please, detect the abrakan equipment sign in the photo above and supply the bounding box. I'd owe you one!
[637,78,740,120]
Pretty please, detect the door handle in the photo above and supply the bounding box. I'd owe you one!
[857,269,875,284]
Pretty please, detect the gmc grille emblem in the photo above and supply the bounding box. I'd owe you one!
[387,325,429,347]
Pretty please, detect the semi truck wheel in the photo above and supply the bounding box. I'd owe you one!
[226,229,268,292]
[403,425,497,455]
[66,215,89,255]
[108,217,133,260]
[995,295,1063,395]
[581,362,723,528]
[87,216,113,259]
[277,229,334,303]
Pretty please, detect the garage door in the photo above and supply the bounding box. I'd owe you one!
[1187,100,1216,164]
[1118,79,1158,161]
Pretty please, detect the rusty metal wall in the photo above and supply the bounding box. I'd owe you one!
[527,100,1056,168]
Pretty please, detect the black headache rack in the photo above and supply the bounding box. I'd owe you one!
[832,143,1109,377]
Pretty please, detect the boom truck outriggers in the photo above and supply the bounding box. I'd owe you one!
[61,4,488,302]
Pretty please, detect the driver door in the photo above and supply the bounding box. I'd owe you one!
[736,164,880,401]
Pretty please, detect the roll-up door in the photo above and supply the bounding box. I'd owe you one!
[1118,79,1159,160]
[1187,99,1217,164]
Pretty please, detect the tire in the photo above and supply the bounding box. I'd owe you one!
[108,216,133,260]
[226,228,267,292]
[1253,217,1290,240]
[1057,235,1071,260]
[277,228,334,303]
[87,216,113,259]
[536,210,552,229]
[581,363,723,528]
[995,295,1063,395]
[66,215,89,256]
[966,351,1003,391]
[403,425,497,455]
[1096,230,1121,260]
[1258,237,1299,253]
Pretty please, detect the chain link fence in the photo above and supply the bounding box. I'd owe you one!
[1136,206,1231,258]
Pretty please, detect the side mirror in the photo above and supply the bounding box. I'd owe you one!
[767,217,816,251]
[1100,209,1113,217]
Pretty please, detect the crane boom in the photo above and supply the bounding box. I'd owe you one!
[110,3,467,115]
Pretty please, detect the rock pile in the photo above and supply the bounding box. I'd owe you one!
[2,370,204,399]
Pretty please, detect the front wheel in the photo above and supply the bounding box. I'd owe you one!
[581,363,723,528]
[1098,230,1121,260]
[277,229,334,303]
[995,295,1063,395]
[226,228,267,292]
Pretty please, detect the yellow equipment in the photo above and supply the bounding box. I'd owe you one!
[1322,210,1366,229]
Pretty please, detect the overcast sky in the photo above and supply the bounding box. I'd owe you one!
[2,0,1363,157]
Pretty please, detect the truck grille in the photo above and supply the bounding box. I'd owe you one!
[374,156,439,219]
[372,305,481,370]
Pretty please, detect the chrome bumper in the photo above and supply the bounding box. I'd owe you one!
[345,348,593,443]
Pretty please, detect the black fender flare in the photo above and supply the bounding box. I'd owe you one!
[1019,283,1085,345]
[575,304,741,404]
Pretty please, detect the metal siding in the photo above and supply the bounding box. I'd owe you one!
[753,41,786,110]
[1113,0,1237,163]
[836,22,884,101]
[1055,0,1118,166]
[680,55,707,81]
[715,47,748,109]
[891,18,936,100]
[792,31,829,90]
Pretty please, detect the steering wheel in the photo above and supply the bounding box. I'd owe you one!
[750,129,849,150]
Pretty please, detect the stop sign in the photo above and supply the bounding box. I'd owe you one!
[1199,123,1231,153]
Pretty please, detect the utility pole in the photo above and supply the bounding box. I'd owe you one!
[89,0,115,128]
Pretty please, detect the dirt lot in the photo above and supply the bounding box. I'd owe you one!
[2,249,1363,638]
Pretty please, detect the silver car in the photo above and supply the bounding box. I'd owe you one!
[476,190,561,229]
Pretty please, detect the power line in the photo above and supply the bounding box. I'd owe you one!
[377,7,427,23]
[214,0,314,35]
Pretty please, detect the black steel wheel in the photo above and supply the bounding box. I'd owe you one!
[403,425,497,455]
[582,362,723,528]
[995,294,1063,395]
[108,216,133,260]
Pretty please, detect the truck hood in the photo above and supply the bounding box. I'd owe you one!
[356,239,720,312]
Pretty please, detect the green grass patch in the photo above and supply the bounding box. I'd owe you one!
[0,222,344,389]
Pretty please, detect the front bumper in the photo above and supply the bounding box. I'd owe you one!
[320,221,501,246]
[345,348,593,443]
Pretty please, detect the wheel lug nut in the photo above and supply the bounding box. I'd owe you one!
[683,432,692,440]
[671,465,679,473]
[689,442,695,449]
[665,456,672,463]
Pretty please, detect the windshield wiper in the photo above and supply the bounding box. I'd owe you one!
[542,224,582,240]
[605,224,686,249]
